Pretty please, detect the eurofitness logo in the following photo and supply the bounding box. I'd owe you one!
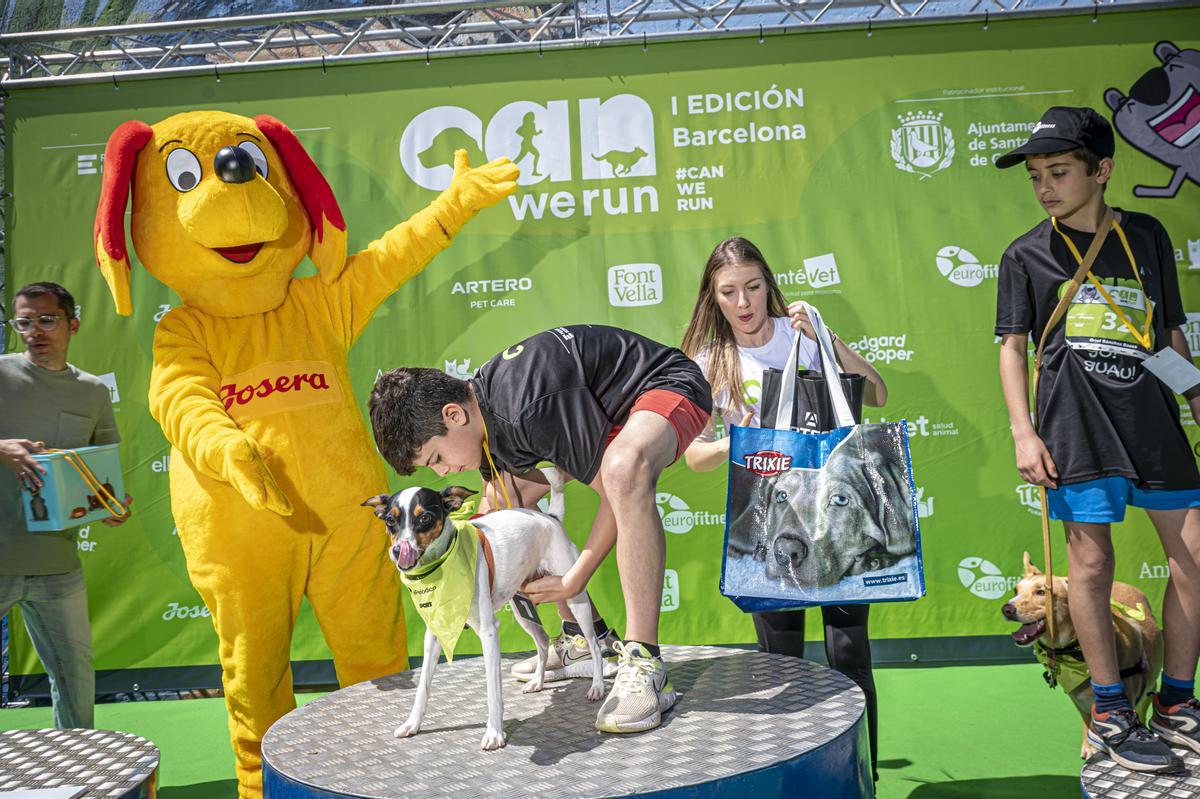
[97,372,120,404]
[1015,483,1042,516]
[958,556,1017,600]
[444,359,477,380]
[399,94,658,221]
[935,245,998,288]
[847,334,914,365]
[662,568,680,612]
[450,276,533,310]
[775,253,842,295]
[656,492,725,535]
[609,263,663,307]
[891,110,955,179]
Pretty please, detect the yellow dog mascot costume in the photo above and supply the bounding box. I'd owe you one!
[92,110,517,797]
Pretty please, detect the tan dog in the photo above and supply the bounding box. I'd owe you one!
[1002,552,1162,758]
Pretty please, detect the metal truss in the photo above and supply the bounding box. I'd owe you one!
[0,0,1192,88]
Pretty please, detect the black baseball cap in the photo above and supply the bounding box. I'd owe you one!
[995,106,1115,169]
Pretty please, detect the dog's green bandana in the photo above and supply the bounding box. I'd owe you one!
[400,509,479,661]
[1034,599,1148,693]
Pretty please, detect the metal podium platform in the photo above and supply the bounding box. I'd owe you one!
[0,728,160,798]
[1081,748,1199,798]
[262,644,872,798]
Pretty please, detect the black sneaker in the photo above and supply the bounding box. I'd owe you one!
[1150,694,1200,756]
[1087,706,1185,773]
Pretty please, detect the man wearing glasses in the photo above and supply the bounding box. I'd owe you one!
[1,281,132,728]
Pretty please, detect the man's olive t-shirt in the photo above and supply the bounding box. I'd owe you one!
[994,210,1198,490]
[0,353,119,575]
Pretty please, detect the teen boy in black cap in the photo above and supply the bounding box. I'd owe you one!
[995,106,1200,772]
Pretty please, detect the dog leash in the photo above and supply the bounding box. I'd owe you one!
[38,444,129,521]
[1032,207,1114,683]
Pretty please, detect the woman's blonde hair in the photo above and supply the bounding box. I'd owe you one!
[680,237,789,416]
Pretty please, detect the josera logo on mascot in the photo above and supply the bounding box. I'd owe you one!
[91,109,518,799]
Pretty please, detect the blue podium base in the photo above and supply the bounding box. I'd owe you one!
[263,644,872,799]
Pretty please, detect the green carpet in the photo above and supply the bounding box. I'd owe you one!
[1,662,1087,797]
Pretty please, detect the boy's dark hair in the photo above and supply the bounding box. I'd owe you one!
[15,282,76,318]
[1043,146,1103,176]
[369,368,472,475]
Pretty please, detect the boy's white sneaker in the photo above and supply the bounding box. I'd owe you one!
[510,629,620,682]
[595,641,676,734]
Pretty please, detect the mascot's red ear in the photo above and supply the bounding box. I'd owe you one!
[254,115,348,284]
[94,120,153,317]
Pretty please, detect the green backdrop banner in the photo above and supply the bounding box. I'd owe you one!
[4,10,1200,687]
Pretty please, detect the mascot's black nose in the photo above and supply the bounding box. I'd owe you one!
[214,146,257,184]
[1130,67,1171,107]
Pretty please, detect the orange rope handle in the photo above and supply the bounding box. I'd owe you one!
[42,447,129,521]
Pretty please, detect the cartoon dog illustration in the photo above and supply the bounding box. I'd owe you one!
[727,426,917,588]
[1105,41,1200,198]
[93,110,517,798]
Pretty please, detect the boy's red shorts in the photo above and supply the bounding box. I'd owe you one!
[605,389,711,462]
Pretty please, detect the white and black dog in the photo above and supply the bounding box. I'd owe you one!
[362,467,604,750]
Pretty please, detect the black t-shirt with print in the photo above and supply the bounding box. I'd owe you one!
[470,325,712,485]
[995,209,1198,490]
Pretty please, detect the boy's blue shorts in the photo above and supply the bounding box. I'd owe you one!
[1047,476,1200,524]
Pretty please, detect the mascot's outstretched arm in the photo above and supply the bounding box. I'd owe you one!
[149,311,293,516]
[332,149,518,343]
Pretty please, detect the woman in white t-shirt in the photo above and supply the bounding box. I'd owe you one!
[681,236,888,782]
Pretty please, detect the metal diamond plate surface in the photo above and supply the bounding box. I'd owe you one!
[263,645,865,798]
[1082,749,1200,798]
[0,728,159,797]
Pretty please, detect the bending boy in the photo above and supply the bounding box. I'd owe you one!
[995,107,1200,772]
[369,324,711,733]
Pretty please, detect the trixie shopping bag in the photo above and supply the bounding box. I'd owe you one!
[720,304,925,610]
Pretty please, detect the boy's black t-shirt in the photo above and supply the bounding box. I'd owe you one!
[994,208,1199,490]
[470,325,712,485]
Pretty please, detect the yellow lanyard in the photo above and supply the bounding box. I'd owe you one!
[1051,215,1154,350]
[481,424,512,510]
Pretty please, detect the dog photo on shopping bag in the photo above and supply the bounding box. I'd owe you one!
[723,423,923,605]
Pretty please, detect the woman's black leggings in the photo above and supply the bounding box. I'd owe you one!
[752,604,878,780]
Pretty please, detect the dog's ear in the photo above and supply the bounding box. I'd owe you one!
[94,120,154,317]
[361,494,390,519]
[441,486,478,511]
[253,115,348,284]
[1022,551,1042,577]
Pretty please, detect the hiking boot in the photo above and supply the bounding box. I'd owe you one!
[1150,694,1200,756]
[1087,705,1185,773]
[510,628,619,683]
[595,642,676,734]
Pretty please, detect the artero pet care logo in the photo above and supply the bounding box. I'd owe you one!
[399,94,658,221]
[935,245,998,288]
[957,556,1017,600]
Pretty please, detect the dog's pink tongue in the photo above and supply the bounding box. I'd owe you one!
[396,540,418,569]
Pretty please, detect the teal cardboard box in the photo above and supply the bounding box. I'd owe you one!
[21,444,126,532]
